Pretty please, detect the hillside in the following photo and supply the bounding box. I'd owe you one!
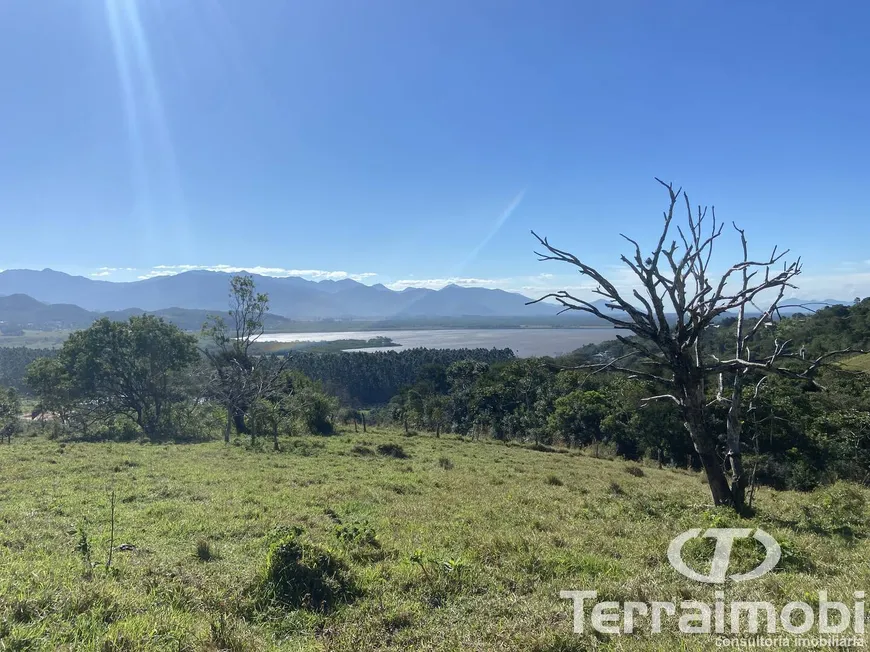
[0,294,299,334]
[0,269,559,319]
[1,429,866,650]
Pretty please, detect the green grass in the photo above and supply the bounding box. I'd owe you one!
[1,428,868,650]
[843,352,870,373]
[0,329,71,349]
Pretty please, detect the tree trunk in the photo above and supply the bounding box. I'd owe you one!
[233,407,248,435]
[726,374,747,512]
[361,413,366,432]
[679,378,734,508]
[224,408,232,444]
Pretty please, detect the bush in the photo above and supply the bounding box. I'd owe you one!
[801,482,867,537]
[259,532,356,612]
[438,456,454,470]
[377,443,409,459]
[196,539,214,562]
[544,474,564,486]
[624,465,645,478]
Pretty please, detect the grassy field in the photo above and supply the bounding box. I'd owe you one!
[0,330,72,349]
[843,353,870,374]
[1,428,868,651]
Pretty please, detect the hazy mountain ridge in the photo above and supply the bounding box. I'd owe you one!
[0,268,558,320]
[0,270,851,331]
[0,293,300,333]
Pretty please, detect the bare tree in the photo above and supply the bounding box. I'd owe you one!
[530,179,860,511]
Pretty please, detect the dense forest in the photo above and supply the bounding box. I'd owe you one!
[284,347,515,405]
[0,346,55,392]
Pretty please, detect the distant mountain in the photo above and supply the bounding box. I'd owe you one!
[0,294,299,333]
[764,299,852,316]
[0,293,94,329]
[0,268,557,319]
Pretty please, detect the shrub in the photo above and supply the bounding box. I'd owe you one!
[438,456,454,470]
[801,482,867,537]
[350,445,375,456]
[624,465,645,478]
[377,443,409,459]
[409,549,469,606]
[545,474,564,486]
[196,539,214,562]
[334,521,379,548]
[259,532,356,612]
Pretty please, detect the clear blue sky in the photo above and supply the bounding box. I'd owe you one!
[1,1,868,298]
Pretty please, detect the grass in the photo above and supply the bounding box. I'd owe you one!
[843,352,870,374]
[0,427,868,650]
[0,329,72,349]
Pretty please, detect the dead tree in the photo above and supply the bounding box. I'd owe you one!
[530,179,860,512]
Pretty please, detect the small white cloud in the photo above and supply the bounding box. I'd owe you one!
[386,277,503,291]
[91,266,137,276]
[135,265,379,283]
[137,270,177,280]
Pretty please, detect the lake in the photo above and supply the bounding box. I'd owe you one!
[259,328,618,357]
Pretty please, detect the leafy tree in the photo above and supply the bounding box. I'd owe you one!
[0,347,56,393]
[46,316,199,438]
[203,275,286,440]
[0,386,21,443]
[446,360,490,436]
[548,389,608,449]
[24,357,79,432]
[24,317,200,438]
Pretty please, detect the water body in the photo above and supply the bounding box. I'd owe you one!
[260,328,617,358]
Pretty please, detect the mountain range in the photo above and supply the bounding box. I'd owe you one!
[0,268,558,321]
[0,269,851,334]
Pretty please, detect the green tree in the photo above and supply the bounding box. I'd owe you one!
[203,275,286,440]
[47,316,199,438]
[548,389,608,449]
[24,357,79,434]
[446,360,489,436]
[0,386,21,443]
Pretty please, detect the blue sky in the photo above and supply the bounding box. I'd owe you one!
[0,1,868,299]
